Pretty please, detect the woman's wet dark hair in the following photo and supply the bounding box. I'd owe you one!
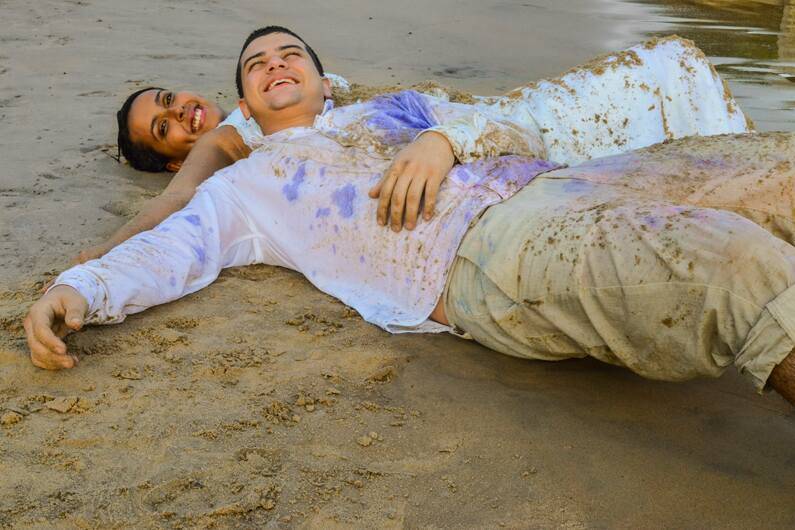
[116,86,171,172]
[235,26,324,98]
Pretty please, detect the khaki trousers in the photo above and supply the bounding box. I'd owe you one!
[445,132,795,390]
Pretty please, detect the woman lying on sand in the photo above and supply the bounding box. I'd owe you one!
[77,34,750,265]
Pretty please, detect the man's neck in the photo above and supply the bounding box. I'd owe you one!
[259,110,321,136]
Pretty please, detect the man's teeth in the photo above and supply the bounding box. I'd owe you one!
[268,78,297,91]
[192,107,202,131]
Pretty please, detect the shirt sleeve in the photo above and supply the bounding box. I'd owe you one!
[217,108,264,149]
[419,93,547,163]
[51,177,258,325]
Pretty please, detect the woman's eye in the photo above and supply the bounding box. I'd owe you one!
[166,93,173,105]
[159,121,167,136]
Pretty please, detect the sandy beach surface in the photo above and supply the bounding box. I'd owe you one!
[1,0,794,528]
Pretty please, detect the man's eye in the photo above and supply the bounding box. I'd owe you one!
[285,51,299,58]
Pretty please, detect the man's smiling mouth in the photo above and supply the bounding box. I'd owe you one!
[266,78,298,91]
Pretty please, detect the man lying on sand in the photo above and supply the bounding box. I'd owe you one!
[73,30,749,264]
[25,27,795,406]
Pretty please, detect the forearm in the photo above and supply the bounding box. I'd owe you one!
[98,126,249,254]
[56,179,248,325]
[102,191,192,250]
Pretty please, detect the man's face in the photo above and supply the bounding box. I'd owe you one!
[238,32,331,134]
[127,89,224,170]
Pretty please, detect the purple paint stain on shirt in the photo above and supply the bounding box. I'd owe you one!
[359,255,366,264]
[367,90,439,145]
[193,246,206,264]
[332,184,357,218]
[282,163,307,202]
[184,214,201,226]
[319,167,326,177]
[643,215,662,229]
[316,207,331,218]
[456,156,561,194]
[169,276,177,287]
[562,179,591,193]
[334,224,340,234]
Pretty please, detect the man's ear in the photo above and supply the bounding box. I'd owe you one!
[238,98,252,120]
[166,159,183,172]
[322,77,332,100]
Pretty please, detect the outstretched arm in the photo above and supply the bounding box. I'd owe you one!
[27,174,257,369]
[74,125,251,263]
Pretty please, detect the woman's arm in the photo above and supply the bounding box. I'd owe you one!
[74,124,251,263]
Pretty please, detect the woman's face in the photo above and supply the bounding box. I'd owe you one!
[127,89,225,167]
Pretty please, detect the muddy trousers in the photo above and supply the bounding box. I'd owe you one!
[444,133,795,390]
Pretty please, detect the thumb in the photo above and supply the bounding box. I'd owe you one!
[63,301,86,331]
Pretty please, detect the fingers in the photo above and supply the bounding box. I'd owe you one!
[24,312,75,370]
[403,175,427,230]
[423,178,442,221]
[376,162,403,226]
[23,292,85,370]
[368,176,384,199]
[389,172,414,231]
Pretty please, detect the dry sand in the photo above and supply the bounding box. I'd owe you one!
[1,1,794,528]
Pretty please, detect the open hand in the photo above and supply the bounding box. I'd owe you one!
[369,131,455,232]
[24,285,88,370]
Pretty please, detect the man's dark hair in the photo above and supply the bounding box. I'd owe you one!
[116,86,171,172]
[235,26,324,98]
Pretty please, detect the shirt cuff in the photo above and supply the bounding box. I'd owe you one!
[48,269,110,325]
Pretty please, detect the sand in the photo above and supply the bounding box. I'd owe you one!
[1,0,794,528]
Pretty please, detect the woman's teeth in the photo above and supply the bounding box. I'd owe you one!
[192,107,202,131]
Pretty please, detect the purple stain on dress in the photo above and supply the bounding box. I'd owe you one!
[282,163,307,202]
[316,207,331,218]
[332,184,357,218]
[184,214,201,226]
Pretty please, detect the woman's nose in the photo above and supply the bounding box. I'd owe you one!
[168,105,186,122]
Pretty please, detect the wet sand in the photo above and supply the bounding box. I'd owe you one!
[1,0,794,528]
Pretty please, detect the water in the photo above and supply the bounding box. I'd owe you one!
[628,0,795,131]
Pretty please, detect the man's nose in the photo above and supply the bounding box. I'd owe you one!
[266,56,288,72]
